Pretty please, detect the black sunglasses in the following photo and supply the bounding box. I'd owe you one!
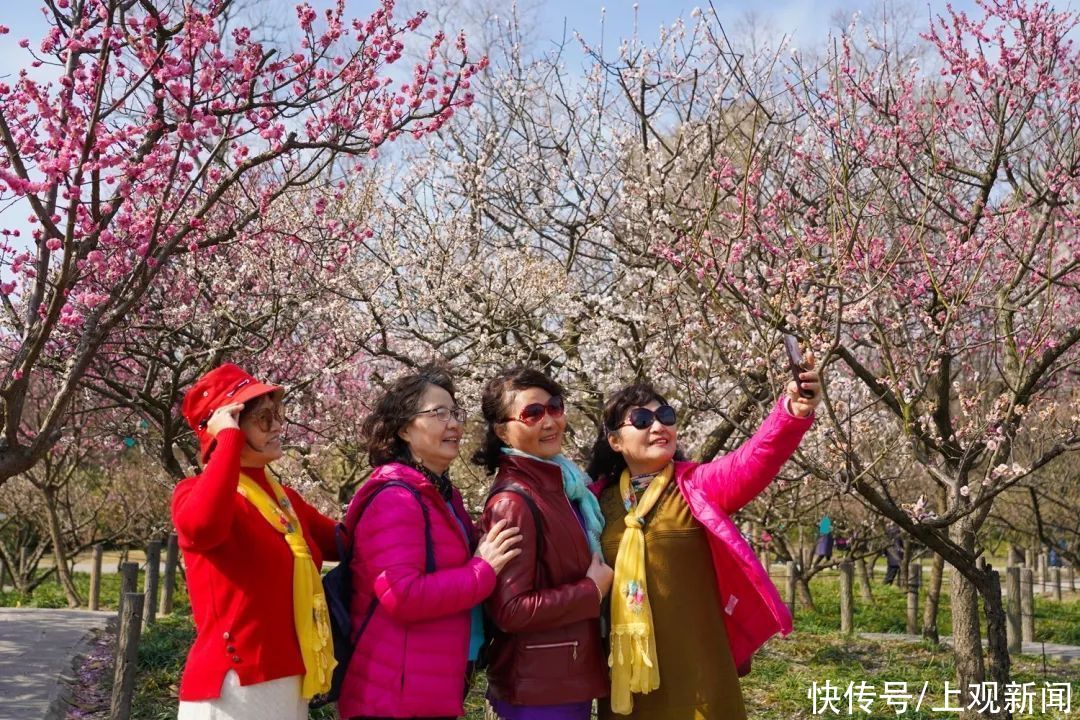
[618,405,677,430]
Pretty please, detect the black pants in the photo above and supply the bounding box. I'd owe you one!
[883,563,901,585]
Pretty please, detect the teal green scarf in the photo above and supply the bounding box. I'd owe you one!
[501,447,605,554]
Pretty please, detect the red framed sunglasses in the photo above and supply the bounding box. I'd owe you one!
[502,396,565,426]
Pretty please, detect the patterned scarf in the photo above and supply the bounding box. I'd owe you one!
[237,473,335,699]
[403,454,455,503]
[608,462,674,714]
[499,447,605,554]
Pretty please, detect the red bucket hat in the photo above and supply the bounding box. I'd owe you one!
[182,363,284,463]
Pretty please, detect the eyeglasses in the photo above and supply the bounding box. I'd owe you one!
[618,405,677,430]
[246,404,285,432]
[502,396,565,426]
[413,406,468,424]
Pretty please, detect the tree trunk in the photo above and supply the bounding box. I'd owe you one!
[797,574,816,610]
[950,564,985,719]
[922,552,945,643]
[949,521,986,720]
[980,570,1012,720]
[6,539,52,594]
[41,487,81,607]
[856,556,874,602]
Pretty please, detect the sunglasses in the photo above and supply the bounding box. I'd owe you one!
[618,404,677,430]
[502,396,565,426]
[245,404,285,433]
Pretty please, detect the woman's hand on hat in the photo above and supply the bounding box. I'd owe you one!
[206,403,244,438]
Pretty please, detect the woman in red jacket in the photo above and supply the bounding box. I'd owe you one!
[474,366,614,720]
[338,364,521,720]
[173,363,340,720]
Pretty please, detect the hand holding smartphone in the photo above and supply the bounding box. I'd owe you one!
[783,334,815,399]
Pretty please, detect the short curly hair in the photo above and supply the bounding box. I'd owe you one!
[361,364,456,467]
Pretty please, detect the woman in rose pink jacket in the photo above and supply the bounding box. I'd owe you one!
[338,365,521,720]
[586,350,822,720]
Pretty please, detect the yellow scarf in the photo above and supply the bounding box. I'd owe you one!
[608,463,673,714]
[237,473,336,699]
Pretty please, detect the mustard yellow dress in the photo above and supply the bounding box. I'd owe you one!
[597,481,747,720]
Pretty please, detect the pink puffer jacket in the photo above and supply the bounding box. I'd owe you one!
[337,463,497,719]
[674,398,812,667]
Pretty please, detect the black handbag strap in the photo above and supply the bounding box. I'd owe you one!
[344,479,436,646]
[339,479,435,572]
[487,483,545,584]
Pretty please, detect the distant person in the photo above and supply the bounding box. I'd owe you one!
[1048,544,1063,568]
[173,364,339,720]
[815,515,834,561]
[883,523,903,585]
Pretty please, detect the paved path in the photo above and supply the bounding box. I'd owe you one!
[0,608,112,720]
[860,632,1080,662]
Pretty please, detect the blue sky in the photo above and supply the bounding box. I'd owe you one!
[1,1,983,58]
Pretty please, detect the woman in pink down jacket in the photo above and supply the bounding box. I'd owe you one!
[338,365,522,720]
[585,349,822,720]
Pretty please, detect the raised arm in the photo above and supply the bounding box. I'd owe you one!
[171,428,245,551]
[692,398,813,515]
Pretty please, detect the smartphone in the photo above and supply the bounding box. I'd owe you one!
[783,334,814,398]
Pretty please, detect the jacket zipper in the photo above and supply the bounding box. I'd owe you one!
[524,640,579,660]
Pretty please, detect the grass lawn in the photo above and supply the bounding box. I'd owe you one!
[5,567,1077,719]
[788,570,1080,646]
[1,565,190,614]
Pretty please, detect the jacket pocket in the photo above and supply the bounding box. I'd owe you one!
[524,640,579,660]
[517,638,582,682]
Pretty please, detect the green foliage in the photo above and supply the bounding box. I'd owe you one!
[1,567,190,612]
[795,571,1080,647]
[1033,595,1080,646]
[130,615,195,720]
[796,576,952,636]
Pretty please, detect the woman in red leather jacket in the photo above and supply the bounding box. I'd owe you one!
[474,366,614,720]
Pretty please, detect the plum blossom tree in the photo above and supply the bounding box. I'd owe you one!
[350,1,1079,709]
[637,0,1080,710]
[0,0,482,486]
[78,185,380,492]
[0,377,168,603]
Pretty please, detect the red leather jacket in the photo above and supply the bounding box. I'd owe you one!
[481,454,608,706]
